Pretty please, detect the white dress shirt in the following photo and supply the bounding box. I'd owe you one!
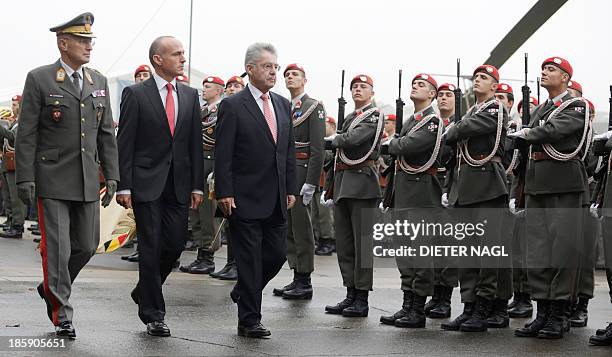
[247,83,276,120]
[153,73,179,124]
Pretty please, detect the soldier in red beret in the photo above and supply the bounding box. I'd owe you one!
[442,64,509,333]
[567,80,583,97]
[509,56,589,339]
[176,74,189,84]
[271,63,325,300]
[179,76,225,275]
[225,76,245,96]
[517,97,539,115]
[134,64,152,83]
[322,74,384,318]
[495,83,515,114]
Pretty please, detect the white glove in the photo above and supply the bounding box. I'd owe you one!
[324,133,338,141]
[442,122,455,137]
[378,201,388,213]
[300,183,316,206]
[509,198,517,215]
[590,203,599,218]
[206,172,214,186]
[507,128,530,139]
[320,191,334,208]
[441,193,449,208]
[593,131,612,140]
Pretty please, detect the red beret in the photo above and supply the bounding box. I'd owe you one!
[541,56,573,78]
[176,75,189,83]
[283,63,305,76]
[496,83,513,94]
[11,95,22,102]
[203,76,225,86]
[568,80,583,95]
[325,116,336,124]
[384,114,396,121]
[226,75,245,87]
[437,83,456,92]
[517,96,539,114]
[350,74,373,88]
[473,64,500,82]
[412,73,438,92]
[134,64,151,77]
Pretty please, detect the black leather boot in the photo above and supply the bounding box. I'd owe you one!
[217,262,237,280]
[508,292,521,310]
[537,300,567,339]
[342,289,369,317]
[273,271,297,296]
[487,299,510,328]
[315,238,335,256]
[568,296,588,327]
[424,286,440,315]
[515,300,550,337]
[325,287,355,314]
[441,302,474,331]
[460,296,492,332]
[380,290,413,325]
[395,293,426,328]
[0,224,23,239]
[590,323,612,346]
[428,286,452,318]
[508,292,533,318]
[282,273,313,300]
[180,249,214,274]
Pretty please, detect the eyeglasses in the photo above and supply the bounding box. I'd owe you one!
[69,36,95,46]
[249,62,280,72]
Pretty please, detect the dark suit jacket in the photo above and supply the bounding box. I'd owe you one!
[214,84,297,220]
[117,76,204,204]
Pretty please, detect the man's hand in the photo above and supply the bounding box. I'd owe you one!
[441,192,449,208]
[320,191,334,208]
[116,194,132,209]
[594,131,612,141]
[17,181,35,206]
[191,193,204,209]
[206,172,214,186]
[287,195,296,209]
[218,197,236,216]
[101,180,117,207]
[324,133,337,142]
[507,128,531,139]
[300,184,316,206]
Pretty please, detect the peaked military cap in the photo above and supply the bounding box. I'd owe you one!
[50,12,96,38]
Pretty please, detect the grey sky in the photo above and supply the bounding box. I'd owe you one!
[2,0,610,117]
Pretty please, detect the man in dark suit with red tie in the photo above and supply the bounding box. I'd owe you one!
[116,36,204,337]
[214,42,297,338]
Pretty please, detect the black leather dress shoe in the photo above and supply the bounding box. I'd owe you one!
[147,321,171,337]
[31,229,41,236]
[27,224,39,231]
[123,251,139,262]
[237,323,271,338]
[230,288,240,303]
[56,321,76,339]
[217,264,238,280]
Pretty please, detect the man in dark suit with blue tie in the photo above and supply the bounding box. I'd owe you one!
[116,36,204,337]
[214,42,297,338]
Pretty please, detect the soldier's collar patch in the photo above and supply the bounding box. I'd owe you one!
[84,70,94,85]
[415,113,423,121]
[295,100,302,109]
[56,68,66,82]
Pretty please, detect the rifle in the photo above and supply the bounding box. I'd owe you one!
[453,59,462,123]
[323,70,346,201]
[536,77,541,104]
[516,53,531,209]
[382,70,404,208]
[521,53,530,127]
[609,85,612,130]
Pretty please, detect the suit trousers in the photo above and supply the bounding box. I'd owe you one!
[38,198,99,325]
[133,170,188,323]
[229,201,287,326]
[334,198,377,291]
[287,196,315,273]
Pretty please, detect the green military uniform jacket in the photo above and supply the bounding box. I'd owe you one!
[523,92,587,195]
[0,120,18,172]
[327,103,383,202]
[201,102,219,161]
[445,97,508,205]
[16,59,119,202]
[292,93,325,189]
[388,104,443,208]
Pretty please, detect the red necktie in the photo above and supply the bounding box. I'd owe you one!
[261,93,277,142]
[165,83,175,136]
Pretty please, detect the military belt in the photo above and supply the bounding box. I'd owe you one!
[530,151,576,161]
[295,152,310,160]
[466,154,502,163]
[335,159,376,171]
[203,144,214,151]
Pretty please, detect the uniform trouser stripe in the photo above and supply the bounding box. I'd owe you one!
[38,198,60,326]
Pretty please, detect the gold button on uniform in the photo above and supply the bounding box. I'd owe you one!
[81,133,85,137]
[81,118,85,122]
[81,148,85,152]
[81,103,85,108]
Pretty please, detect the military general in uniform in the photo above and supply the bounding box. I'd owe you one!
[16,13,119,338]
